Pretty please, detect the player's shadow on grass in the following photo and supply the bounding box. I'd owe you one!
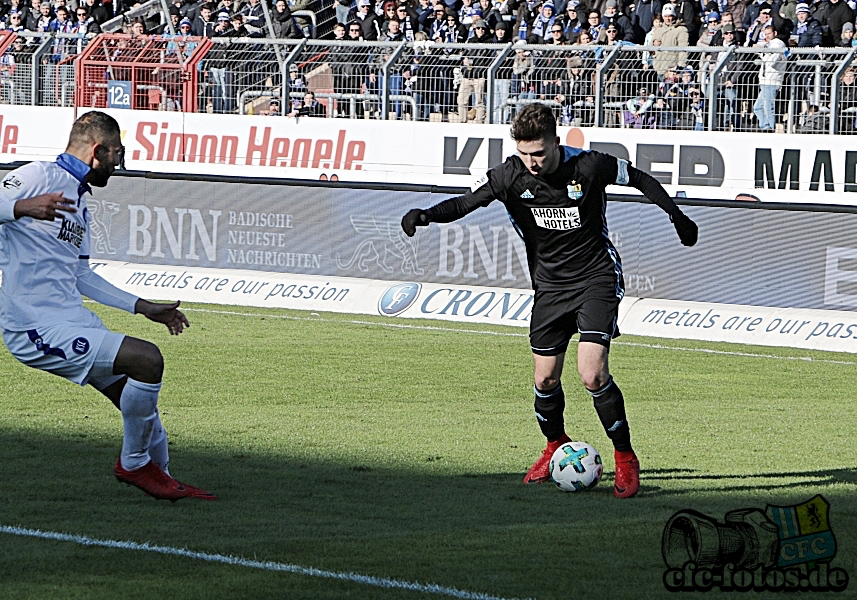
[0,424,731,557]
[0,426,664,599]
[641,467,857,496]
[0,428,854,554]
[3,428,857,600]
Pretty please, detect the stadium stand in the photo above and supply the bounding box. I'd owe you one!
[3,0,857,133]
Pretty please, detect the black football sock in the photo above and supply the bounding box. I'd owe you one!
[588,377,633,452]
[534,384,566,442]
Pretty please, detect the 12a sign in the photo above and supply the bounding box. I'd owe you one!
[107,81,132,109]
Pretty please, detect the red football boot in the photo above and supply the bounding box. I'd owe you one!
[523,433,572,484]
[114,458,216,501]
[175,479,217,500]
[613,450,640,499]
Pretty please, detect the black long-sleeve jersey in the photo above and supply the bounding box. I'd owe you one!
[425,146,682,293]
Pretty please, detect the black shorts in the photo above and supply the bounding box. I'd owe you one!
[529,284,621,355]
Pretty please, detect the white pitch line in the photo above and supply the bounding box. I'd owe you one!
[182,307,857,366]
[0,524,527,600]
[615,341,857,365]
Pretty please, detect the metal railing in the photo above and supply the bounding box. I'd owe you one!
[41,32,94,107]
[0,31,94,107]
[102,0,164,34]
[593,44,857,135]
[188,39,857,133]
[6,33,857,135]
[292,11,317,40]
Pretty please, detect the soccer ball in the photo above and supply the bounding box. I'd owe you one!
[549,441,603,492]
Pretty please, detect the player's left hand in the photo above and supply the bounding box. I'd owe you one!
[135,300,190,335]
[671,211,698,247]
[401,209,429,237]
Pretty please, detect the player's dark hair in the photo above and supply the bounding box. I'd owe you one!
[510,103,556,142]
[68,111,120,148]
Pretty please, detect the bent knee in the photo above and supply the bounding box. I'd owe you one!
[534,374,560,392]
[137,344,164,381]
[117,338,164,384]
[579,370,609,392]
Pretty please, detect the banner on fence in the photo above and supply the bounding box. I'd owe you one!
[2,106,857,205]
[33,173,849,315]
[88,260,536,327]
[620,297,857,353]
[89,260,857,353]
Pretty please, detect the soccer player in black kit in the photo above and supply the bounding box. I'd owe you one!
[401,103,698,498]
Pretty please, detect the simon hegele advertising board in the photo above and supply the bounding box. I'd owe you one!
[3,105,857,206]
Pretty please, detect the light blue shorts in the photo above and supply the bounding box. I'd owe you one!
[3,309,125,389]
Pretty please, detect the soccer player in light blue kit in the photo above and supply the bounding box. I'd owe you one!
[0,111,215,501]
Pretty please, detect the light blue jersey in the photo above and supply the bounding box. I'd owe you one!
[0,154,138,331]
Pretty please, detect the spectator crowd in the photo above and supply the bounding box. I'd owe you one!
[309,0,857,130]
[2,0,857,131]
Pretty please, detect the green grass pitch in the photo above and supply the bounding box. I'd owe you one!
[0,303,855,600]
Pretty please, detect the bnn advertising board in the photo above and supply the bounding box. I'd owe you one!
[69,174,857,313]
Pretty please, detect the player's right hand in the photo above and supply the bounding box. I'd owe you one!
[14,193,76,221]
[135,299,190,335]
[401,209,429,237]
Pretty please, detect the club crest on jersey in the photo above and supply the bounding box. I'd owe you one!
[71,337,90,355]
[531,207,581,230]
[2,175,23,190]
[57,217,85,249]
[567,182,583,200]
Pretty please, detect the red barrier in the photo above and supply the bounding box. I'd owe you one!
[74,33,212,112]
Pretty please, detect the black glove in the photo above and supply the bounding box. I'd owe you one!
[671,211,698,247]
[401,209,430,237]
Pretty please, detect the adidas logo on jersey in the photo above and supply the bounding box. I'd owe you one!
[520,189,534,199]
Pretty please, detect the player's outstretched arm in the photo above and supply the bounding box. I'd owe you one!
[9,193,76,221]
[401,186,497,237]
[627,166,698,247]
[135,300,190,336]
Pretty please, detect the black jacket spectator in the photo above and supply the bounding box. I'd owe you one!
[478,0,502,30]
[81,0,111,25]
[419,5,445,34]
[219,14,249,36]
[839,68,857,131]
[238,0,264,34]
[271,0,300,38]
[793,13,823,46]
[395,3,420,40]
[605,10,634,40]
[290,94,326,117]
[443,10,468,42]
[632,0,663,43]
[744,0,779,29]
[809,0,829,25]
[821,0,854,46]
[191,6,216,36]
[351,0,382,40]
[676,0,702,43]
[469,20,493,42]
[75,15,102,34]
